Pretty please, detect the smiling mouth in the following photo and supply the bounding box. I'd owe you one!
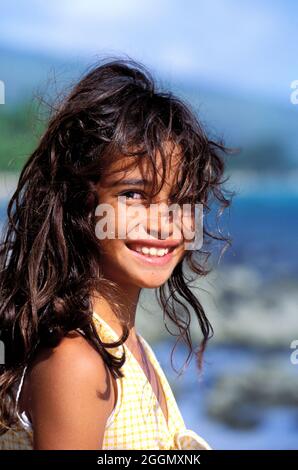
[126,240,181,266]
[126,240,179,253]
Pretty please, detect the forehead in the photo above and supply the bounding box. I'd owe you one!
[102,141,183,187]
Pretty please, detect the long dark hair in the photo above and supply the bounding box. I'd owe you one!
[0,56,233,433]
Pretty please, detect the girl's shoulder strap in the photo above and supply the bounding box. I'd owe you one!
[92,311,125,360]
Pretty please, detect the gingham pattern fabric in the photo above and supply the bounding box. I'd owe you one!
[0,311,211,450]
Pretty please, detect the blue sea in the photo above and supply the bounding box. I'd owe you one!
[223,193,298,279]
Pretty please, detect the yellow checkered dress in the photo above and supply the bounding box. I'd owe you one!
[0,311,211,450]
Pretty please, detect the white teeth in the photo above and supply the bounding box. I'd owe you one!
[156,249,166,257]
[135,246,169,256]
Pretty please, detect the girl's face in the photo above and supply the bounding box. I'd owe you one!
[95,146,188,290]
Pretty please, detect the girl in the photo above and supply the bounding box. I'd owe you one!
[0,57,231,450]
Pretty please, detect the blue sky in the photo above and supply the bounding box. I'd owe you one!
[0,0,297,102]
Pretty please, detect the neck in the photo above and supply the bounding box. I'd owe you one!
[90,284,141,341]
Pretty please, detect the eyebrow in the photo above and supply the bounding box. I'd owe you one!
[110,178,150,187]
[108,176,185,190]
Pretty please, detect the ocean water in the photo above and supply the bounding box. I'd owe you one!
[222,193,298,278]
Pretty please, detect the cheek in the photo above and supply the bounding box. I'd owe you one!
[99,238,124,258]
[176,247,186,266]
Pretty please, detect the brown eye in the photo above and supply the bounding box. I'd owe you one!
[119,190,144,200]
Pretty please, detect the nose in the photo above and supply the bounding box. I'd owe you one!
[146,201,176,240]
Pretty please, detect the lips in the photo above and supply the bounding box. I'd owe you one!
[125,239,182,251]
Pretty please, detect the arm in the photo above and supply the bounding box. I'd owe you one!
[27,331,114,450]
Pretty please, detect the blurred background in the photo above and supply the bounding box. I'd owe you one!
[0,0,297,449]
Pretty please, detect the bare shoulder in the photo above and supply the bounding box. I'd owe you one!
[27,330,111,392]
[25,330,115,449]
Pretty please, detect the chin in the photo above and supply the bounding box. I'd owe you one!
[131,272,173,289]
